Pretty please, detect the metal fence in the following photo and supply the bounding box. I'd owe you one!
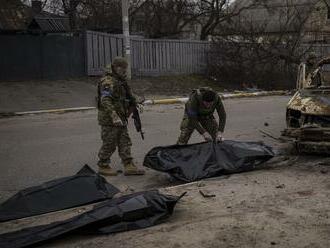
[2,30,330,81]
[0,34,85,81]
[131,38,210,76]
[85,31,330,78]
[85,30,210,76]
[85,31,124,76]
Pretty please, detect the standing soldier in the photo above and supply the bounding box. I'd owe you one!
[97,57,145,176]
[177,87,226,145]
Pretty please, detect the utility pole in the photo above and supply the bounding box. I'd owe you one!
[122,0,131,79]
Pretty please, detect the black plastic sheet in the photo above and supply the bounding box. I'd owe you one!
[144,141,274,182]
[0,190,181,248]
[0,165,119,222]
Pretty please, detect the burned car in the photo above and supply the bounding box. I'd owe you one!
[283,57,330,155]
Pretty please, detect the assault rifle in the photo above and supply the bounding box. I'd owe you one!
[97,80,101,109]
[131,105,145,140]
[122,81,145,140]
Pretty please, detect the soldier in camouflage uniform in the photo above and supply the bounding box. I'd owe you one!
[177,87,226,145]
[97,57,145,176]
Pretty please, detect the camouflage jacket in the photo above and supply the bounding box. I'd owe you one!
[184,87,226,134]
[97,74,136,126]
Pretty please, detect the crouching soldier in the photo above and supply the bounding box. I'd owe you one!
[97,57,145,176]
[177,87,226,145]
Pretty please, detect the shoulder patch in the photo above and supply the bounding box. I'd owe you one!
[101,88,112,98]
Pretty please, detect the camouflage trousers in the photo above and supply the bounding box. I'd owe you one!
[177,116,218,145]
[98,125,133,167]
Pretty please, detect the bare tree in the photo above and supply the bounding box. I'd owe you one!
[44,0,122,31]
[129,0,261,39]
[129,0,197,38]
[78,0,122,32]
[208,0,323,89]
[59,0,81,29]
[194,0,266,40]
[41,0,261,38]
[43,0,82,29]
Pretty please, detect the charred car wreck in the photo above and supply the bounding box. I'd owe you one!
[283,57,330,155]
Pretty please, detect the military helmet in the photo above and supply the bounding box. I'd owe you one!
[202,90,216,102]
[112,57,128,68]
[198,87,216,102]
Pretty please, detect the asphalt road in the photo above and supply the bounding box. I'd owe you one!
[1,95,330,248]
[0,96,290,201]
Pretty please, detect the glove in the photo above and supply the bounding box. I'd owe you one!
[216,132,224,142]
[202,132,213,142]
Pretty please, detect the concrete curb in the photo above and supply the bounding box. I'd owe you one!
[144,90,289,105]
[0,91,288,118]
[0,107,96,118]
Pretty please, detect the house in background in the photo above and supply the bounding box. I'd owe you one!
[0,0,83,81]
[219,0,330,43]
[129,1,202,40]
[0,0,70,34]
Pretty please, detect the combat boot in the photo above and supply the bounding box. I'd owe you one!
[98,163,117,176]
[124,161,145,176]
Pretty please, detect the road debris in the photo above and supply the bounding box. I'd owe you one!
[275,184,286,189]
[317,160,330,166]
[259,129,282,141]
[296,190,314,197]
[199,190,216,198]
[197,182,206,187]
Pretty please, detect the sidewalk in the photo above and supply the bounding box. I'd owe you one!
[0,76,216,113]
[0,78,289,115]
[0,79,97,113]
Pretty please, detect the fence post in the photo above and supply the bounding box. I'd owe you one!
[122,0,131,79]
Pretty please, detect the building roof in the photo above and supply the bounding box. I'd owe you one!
[29,12,70,32]
[0,0,70,32]
[222,0,330,35]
